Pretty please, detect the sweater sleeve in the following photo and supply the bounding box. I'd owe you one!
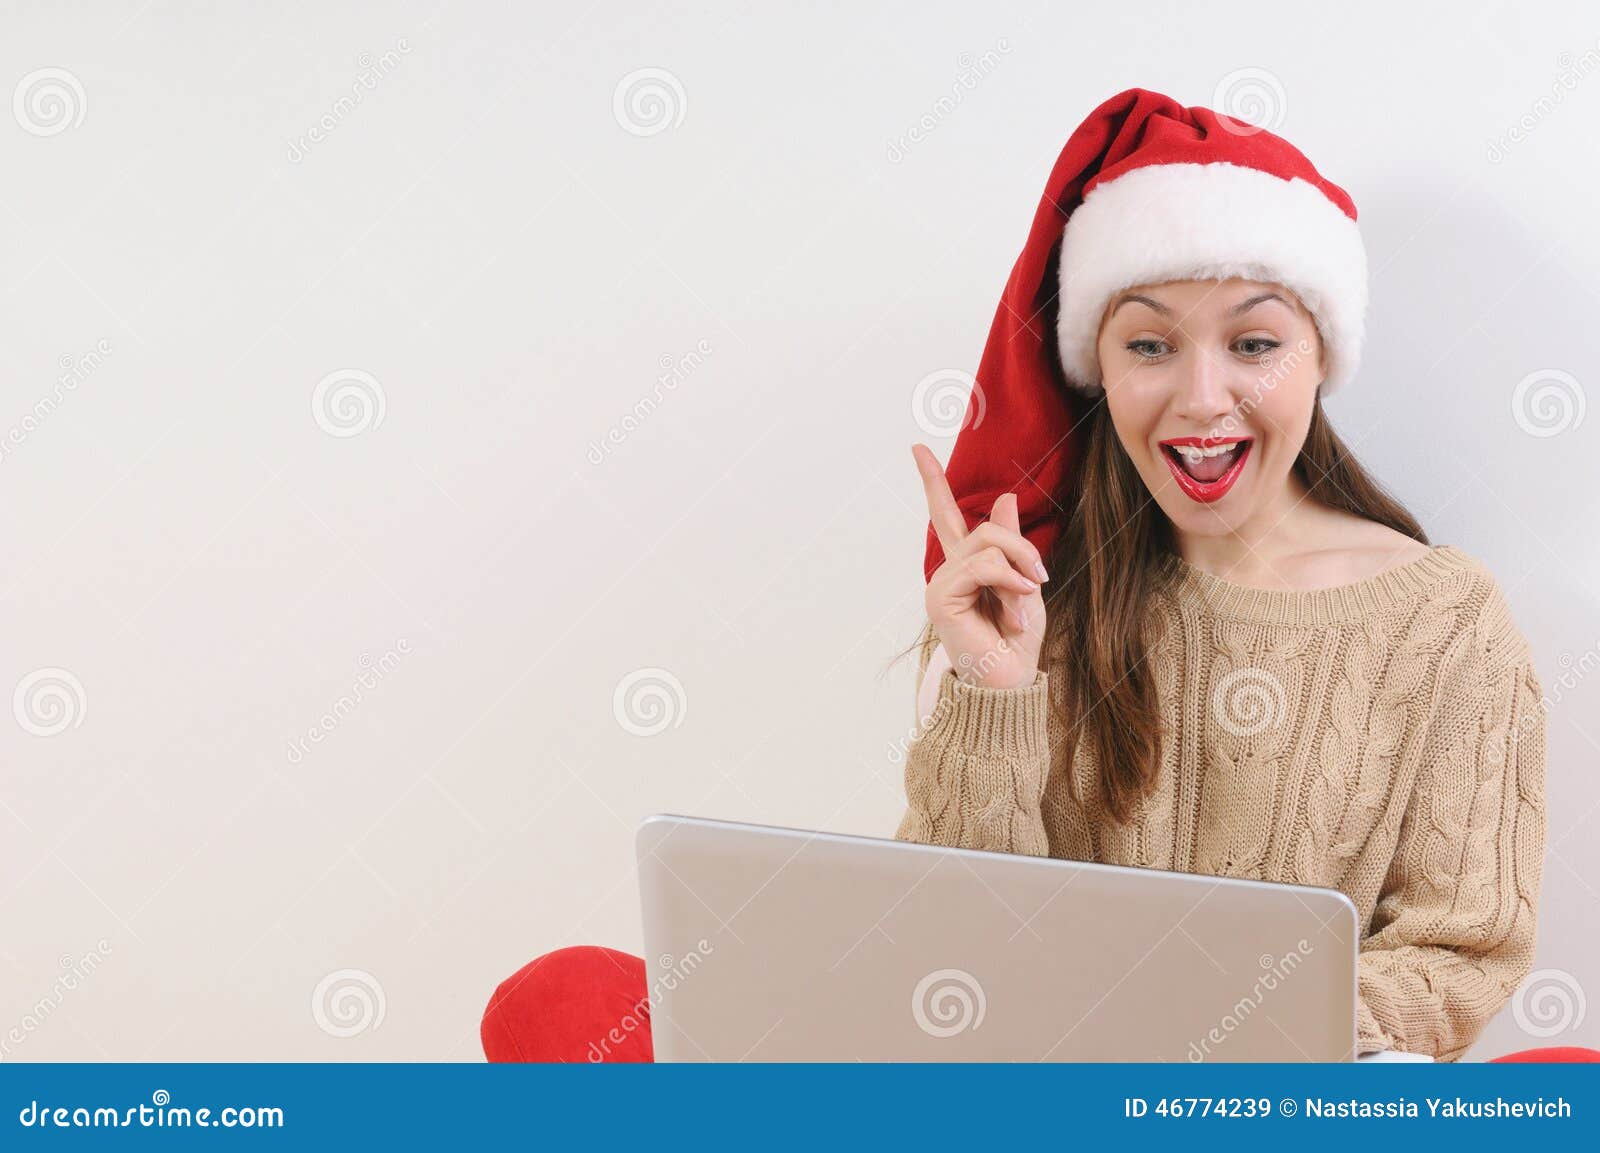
[892,641,1053,857]
[1355,599,1547,1060]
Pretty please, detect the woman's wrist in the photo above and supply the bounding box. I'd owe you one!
[956,667,1041,691]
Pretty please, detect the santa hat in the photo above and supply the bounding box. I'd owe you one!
[923,87,1368,583]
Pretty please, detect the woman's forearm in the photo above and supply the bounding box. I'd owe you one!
[894,666,1053,857]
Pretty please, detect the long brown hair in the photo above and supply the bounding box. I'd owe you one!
[903,393,1428,825]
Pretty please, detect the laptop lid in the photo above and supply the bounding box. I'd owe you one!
[636,814,1358,1061]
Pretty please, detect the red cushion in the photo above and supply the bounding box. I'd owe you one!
[481,945,653,1062]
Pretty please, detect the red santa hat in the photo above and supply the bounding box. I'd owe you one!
[923,87,1368,583]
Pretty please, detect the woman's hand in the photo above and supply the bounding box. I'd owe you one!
[913,443,1048,690]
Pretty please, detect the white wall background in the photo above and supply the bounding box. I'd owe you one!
[1,0,1596,1061]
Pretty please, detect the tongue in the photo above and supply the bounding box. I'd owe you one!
[1179,447,1239,483]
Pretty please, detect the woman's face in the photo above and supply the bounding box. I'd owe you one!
[1095,277,1326,539]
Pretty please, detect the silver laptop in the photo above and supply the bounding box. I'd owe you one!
[636,814,1357,1061]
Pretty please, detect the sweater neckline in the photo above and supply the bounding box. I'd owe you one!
[1161,543,1474,626]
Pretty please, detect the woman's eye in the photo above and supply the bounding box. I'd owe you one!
[1125,339,1169,359]
[1236,338,1281,358]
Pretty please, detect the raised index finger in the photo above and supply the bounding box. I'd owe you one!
[911,443,969,556]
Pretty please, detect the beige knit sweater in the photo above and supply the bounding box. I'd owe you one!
[896,544,1546,1061]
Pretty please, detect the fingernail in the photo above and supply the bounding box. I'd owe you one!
[1034,562,1050,582]
[1021,577,1038,592]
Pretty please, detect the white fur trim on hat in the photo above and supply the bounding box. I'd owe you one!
[1056,161,1368,396]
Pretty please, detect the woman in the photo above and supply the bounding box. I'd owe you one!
[483,88,1560,1063]
[904,274,1540,1060]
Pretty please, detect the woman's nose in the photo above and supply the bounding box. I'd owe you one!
[1172,346,1239,424]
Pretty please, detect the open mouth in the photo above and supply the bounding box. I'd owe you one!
[1159,437,1252,503]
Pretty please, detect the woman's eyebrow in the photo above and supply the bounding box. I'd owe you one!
[1228,292,1289,316]
[1109,293,1171,317]
[1109,290,1289,319]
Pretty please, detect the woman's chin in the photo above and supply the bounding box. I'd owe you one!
[1152,476,1258,534]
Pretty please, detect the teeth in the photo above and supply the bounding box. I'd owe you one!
[1171,441,1244,461]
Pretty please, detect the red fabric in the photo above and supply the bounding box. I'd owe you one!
[481,945,653,1063]
[482,945,1600,1063]
[923,86,1358,584]
[1489,1046,1600,1063]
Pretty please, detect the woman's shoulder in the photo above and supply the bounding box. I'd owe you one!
[1329,519,1503,612]
[1317,531,1540,716]
[1319,516,1433,579]
[1405,542,1536,675]
[1309,518,1530,663]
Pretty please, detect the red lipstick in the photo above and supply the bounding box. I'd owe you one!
[1158,436,1252,503]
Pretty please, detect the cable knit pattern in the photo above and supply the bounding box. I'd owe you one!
[895,545,1547,1060]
